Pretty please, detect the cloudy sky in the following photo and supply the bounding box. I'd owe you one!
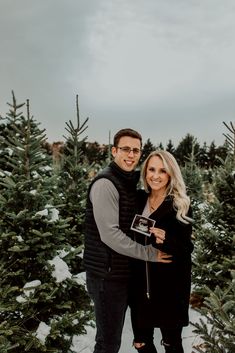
[0,0,235,146]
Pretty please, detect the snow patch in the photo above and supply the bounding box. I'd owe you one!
[74,272,86,286]
[48,256,72,283]
[16,279,41,303]
[35,321,51,344]
[16,235,23,242]
[35,204,59,222]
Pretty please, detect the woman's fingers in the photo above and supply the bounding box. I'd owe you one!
[150,227,165,243]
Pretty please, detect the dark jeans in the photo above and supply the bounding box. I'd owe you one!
[86,272,129,353]
[132,325,184,353]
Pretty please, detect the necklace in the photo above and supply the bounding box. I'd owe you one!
[148,195,165,211]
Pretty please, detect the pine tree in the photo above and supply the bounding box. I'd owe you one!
[192,274,235,353]
[198,142,209,169]
[55,95,92,273]
[181,149,204,203]
[140,138,156,164]
[53,94,94,348]
[166,139,175,154]
[192,152,234,293]
[175,133,200,166]
[0,92,92,352]
[191,122,235,352]
[223,121,235,160]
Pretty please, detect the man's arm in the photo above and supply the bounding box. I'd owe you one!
[90,178,159,262]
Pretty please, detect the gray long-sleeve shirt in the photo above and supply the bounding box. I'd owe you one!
[90,178,157,262]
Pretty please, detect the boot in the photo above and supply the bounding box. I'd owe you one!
[133,341,158,353]
[161,340,184,353]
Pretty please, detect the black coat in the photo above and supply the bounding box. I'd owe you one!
[129,190,193,329]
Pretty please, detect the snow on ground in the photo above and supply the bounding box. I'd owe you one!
[74,306,203,353]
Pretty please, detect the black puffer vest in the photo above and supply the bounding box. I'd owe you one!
[83,161,139,280]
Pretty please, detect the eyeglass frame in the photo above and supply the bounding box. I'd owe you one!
[116,146,142,155]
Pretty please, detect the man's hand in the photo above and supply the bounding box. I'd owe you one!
[156,249,172,263]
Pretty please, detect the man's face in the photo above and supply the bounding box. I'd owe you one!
[111,136,141,172]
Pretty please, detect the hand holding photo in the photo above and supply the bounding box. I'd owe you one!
[131,214,155,237]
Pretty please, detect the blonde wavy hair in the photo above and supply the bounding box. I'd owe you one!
[141,150,192,224]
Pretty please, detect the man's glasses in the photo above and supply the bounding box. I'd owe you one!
[117,146,142,155]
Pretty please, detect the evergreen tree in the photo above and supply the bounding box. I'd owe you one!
[223,121,235,159]
[0,93,92,352]
[181,150,204,203]
[55,95,92,273]
[166,139,175,154]
[198,142,209,169]
[156,142,164,150]
[206,140,228,169]
[192,274,235,353]
[215,143,230,165]
[192,154,234,292]
[207,141,218,168]
[175,133,200,166]
[191,122,235,352]
[140,138,156,164]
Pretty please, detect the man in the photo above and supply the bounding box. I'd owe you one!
[83,128,168,353]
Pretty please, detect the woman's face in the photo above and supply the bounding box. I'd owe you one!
[146,155,170,193]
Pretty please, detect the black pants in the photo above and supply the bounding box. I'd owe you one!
[133,326,184,353]
[86,272,129,353]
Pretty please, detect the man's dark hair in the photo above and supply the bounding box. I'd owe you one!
[113,128,142,147]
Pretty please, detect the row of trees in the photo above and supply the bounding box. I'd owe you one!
[0,91,234,352]
[49,131,229,170]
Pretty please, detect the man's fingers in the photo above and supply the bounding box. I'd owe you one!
[156,250,173,263]
[160,259,172,263]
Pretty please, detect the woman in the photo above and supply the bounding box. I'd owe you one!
[129,150,194,353]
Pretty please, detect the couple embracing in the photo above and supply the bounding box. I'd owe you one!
[83,128,193,353]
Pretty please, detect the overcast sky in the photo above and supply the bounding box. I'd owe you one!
[0,0,235,146]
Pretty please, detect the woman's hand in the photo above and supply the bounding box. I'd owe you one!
[149,227,166,244]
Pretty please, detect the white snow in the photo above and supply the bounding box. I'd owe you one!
[48,255,72,283]
[48,207,59,222]
[201,222,213,230]
[57,249,70,258]
[5,147,13,156]
[40,165,53,171]
[29,189,37,195]
[73,271,86,286]
[16,279,41,303]
[16,235,23,242]
[35,209,48,217]
[35,322,51,344]
[35,204,60,221]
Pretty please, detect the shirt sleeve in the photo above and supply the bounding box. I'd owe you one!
[90,178,157,262]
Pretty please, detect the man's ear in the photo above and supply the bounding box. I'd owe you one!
[111,146,117,158]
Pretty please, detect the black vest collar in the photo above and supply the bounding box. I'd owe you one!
[109,161,140,189]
